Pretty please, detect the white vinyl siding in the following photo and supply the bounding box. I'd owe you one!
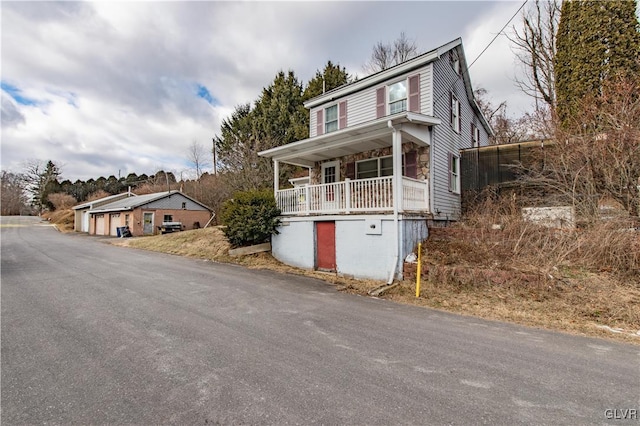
[431,47,473,219]
[308,65,433,137]
[420,63,433,116]
[347,90,377,127]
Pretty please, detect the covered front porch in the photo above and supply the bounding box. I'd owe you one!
[276,175,428,215]
[259,112,441,216]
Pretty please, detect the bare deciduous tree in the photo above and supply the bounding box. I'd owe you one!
[508,0,560,111]
[187,140,211,179]
[474,88,531,144]
[363,32,419,73]
[0,170,28,215]
[521,72,640,218]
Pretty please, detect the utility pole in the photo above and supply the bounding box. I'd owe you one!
[212,138,217,175]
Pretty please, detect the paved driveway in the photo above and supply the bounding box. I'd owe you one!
[2,216,639,424]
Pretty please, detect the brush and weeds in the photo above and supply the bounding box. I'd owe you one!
[392,196,639,342]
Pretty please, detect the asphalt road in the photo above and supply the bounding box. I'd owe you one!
[1,215,639,425]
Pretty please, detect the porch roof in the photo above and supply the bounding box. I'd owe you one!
[258,112,441,168]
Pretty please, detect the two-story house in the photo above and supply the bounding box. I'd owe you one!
[259,38,492,281]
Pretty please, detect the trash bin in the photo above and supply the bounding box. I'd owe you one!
[116,226,124,237]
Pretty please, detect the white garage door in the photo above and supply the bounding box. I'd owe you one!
[109,214,120,236]
[95,215,105,235]
[82,211,89,232]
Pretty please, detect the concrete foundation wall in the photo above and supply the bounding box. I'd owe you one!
[335,219,397,280]
[271,220,315,269]
[272,215,429,281]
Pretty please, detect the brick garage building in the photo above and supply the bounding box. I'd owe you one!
[88,190,213,237]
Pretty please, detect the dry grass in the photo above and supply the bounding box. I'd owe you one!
[113,226,382,292]
[43,209,75,232]
[107,219,639,344]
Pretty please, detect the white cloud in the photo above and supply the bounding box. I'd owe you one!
[1,1,531,182]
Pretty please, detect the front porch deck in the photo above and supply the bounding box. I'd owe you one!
[276,176,429,215]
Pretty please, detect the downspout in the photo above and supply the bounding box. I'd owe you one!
[387,120,401,285]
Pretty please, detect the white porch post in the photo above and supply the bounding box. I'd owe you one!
[273,160,279,195]
[392,126,403,213]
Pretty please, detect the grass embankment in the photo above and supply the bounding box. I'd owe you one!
[107,222,640,344]
[42,210,74,232]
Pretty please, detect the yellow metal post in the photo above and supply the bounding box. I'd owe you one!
[415,242,422,297]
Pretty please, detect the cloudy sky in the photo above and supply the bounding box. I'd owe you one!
[3,0,537,182]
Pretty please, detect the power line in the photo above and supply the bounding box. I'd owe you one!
[428,0,529,133]
[468,0,529,69]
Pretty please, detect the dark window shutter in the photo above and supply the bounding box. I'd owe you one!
[316,110,323,136]
[404,151,418,178]
[376,87,385,118]
[408,74,420,113]
[458,102,462,132]
[345,162,355,180]
[339,101,347,129]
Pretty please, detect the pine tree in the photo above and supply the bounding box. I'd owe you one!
[555,0,640,128]
[303,61,351,101]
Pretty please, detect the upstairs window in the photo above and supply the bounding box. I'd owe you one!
[450,93,461,133]
[451,50,460,75]
[471,123,480,147]
[325,105,338,133]
[388,81,407,114]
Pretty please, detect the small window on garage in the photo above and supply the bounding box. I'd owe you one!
[181,202,186,209]
[164,214,173,222]
[125,214,130,226]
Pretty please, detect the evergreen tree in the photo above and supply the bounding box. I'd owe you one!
[555,0,640,128]
[303,61,352,101]
[214,70,308,191]
[252,70,308,147]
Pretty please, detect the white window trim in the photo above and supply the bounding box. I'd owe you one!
[356,156,394,179]
[321,160,340,184]
[451,50,460,75]
[325,104,338,134]
[451,93,460,133]
[449,153,460,194]
[472,123,480,147]
[387,79,408,115]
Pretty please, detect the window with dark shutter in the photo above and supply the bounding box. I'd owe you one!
[376,87,386,118]
[408,75,420,113]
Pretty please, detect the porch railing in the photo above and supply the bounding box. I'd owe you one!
[276,176,429,215]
